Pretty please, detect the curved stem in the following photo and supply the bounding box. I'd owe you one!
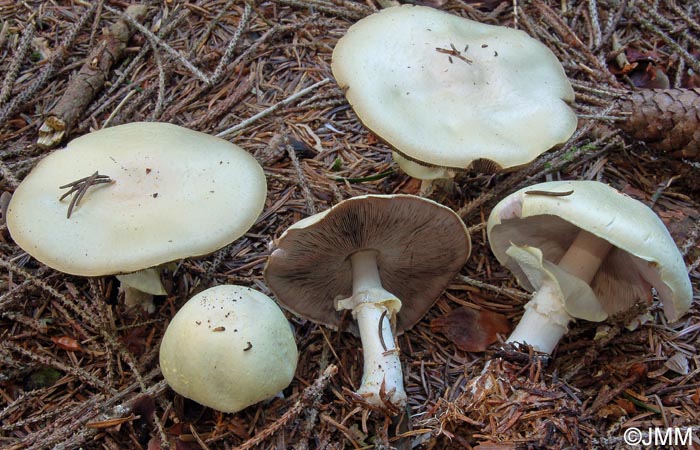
[506,229,613,353]
[338,250,406,409]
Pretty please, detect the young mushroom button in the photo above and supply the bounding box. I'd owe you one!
[6,122,267,312]
[159,285,298,413]
[331,5,577,182]
[264,194,471,410]
[487,180,693,354]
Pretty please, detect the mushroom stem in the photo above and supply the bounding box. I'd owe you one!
[117,268,168,313]
[340,250,407,408]
[507,229,613,353]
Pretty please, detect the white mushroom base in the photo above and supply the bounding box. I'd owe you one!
[336,250,407,409]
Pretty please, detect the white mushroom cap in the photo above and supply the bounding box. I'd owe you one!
[332,5,577,172]
[159,285,298,413]
[7,122,266,277]
[487,180,692,322]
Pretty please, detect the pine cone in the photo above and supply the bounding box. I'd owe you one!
[617,88,700,160]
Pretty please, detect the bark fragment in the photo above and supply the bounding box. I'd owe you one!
[37,5,148,149]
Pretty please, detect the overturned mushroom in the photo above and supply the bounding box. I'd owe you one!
[332,5,577,183]
[487,180,692,354]
[159,285,298,413]
[264,194,470,409]
[7,122,266,312]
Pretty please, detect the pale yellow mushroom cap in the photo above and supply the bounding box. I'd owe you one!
[7,122,266,276]
[159,285,298,413]
[487,180,692,322]
[332,5,577,172]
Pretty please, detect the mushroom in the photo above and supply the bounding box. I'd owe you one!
[264,194,471,409]
[487,180,692,354]
[331,5,577,185]
[6,122,266,312]
[159,285,298,413]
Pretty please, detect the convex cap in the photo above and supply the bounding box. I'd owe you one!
[264,194,471,333]
[332,5,577,174]
[7,122,266,277]
[159,285,298,413]
[487,180,692,322]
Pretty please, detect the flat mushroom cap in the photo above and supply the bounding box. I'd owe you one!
[264,194,471,334]
[487,180,692,322]
[159,285,298,413]
[331,5,577,172]
[7,122,266,276]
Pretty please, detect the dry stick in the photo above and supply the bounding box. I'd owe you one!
[37,5,148,148]
[230,365,338,450]
[216,78,331,138]
[456,275,531,301]
[0,21,9,53]
[103,5,210,84]
[284,133,318,215]
[151,49,167,121]
[0,22,35,107]
[271,0,371,20]
[209,1,253,86]
[0,2,99,125]
[587,0,602,50]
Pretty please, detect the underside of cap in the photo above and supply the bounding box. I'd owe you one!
[264,194,471,334]
[332,4,577,171]
[487,180,692,322]
[7,122,267,276]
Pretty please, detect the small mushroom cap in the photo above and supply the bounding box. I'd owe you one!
[264,194,471,333]
[331,5,576,172]
[7,122,266,276]
[487,180,692,322]
[159,285,298,413]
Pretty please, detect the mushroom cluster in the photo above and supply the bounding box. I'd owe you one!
[3,4,695,435]
[7,122,266,312]
[332,4,577,181]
